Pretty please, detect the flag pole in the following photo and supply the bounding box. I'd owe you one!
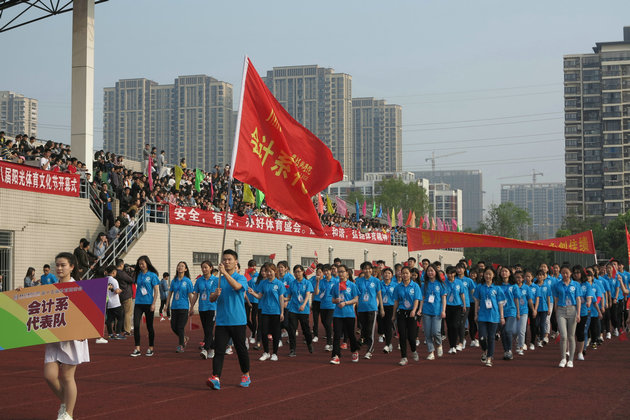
[218,55,249,288]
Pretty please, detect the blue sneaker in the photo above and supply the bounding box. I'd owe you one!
[239,374,251,388]
[206,375,220,390]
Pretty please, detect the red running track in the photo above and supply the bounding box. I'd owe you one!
[1,316,629,420]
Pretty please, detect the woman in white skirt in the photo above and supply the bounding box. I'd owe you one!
[43,252,90,420]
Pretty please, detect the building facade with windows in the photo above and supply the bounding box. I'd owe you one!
[0,91,38,137]
[564,27,630,221]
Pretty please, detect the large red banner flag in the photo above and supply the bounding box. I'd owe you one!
[625,224,630,265]
[407,228,596,255]
[230,58,343,234]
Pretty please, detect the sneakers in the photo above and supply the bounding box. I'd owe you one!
[130,349,141,357]
[529,343,535,350]
[57,403,66,418]
[289,350,297,357]
[399,357,408,366]
[364,351,372,359]
[481,352,487,363]
[559,358,567,368]
[577,353,585,361]
[312,336,319,343]
[416,339,420,346]
[412,351,419,362]
[378,335,384,343]
[226,346,233,355]
[462,340,466,350]
[200,349,208,359]
[426,352,435,360]
[448,348,456,354]
[270,354,278,361]
[351,352,359,362]
[145,348,154,357]
[116,334,127,340]
[324,344,332,352]
[340,343,348,350]
[543,336,549,344]
[383,344,392,353]
[614,329,619,337]
[259,352,271,361]
[330,355,340,365]
[206,375,221,390]
[160,316,166,321]
[456,344,463,351]
[538,341,544,348]
[470,339,479,347]
[281,330,288,338]
[516,349,524,356]
[278,341,283,348]
[176,345,185,353]
[208,349,215,359]
[95,337,108,344]
[58,412,73,420]
[437,346,443,357]
[485,357,493,367]
[240,374,251,388]
[566,360,574,368]
[503,350,513,360]
[249,337,256,344]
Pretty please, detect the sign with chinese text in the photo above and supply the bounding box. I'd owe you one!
[0,160,80,197]
[169,205,391,245]
[407,228,595,255]
[0,278,107,350]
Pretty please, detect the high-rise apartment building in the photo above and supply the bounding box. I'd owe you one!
[352,97,402,180]
[0,91,38,137]
[501,182,566,239]
[429,183,463,231]
[414,169,483,230]
[103,75,233,171]
[264,65,354,179]
[564,27,630,221]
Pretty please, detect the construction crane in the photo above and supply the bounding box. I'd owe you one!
[425,151,466,176]
[498,169,544,184]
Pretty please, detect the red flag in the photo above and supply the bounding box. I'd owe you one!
[231,58,343,234]
[419,216,424,229]
[339,281,347,291]
[468,259,472,267]
[147,156,154,191]
[269,253,276,260]
[317,193,324,215]
[245,267,256,281]
[405,210,413,226]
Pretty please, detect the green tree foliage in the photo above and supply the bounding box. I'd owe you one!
[375,178,430,217]
[478,202,531,239]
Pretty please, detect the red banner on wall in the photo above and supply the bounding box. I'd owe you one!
[407,228,595,255]
[0,161,80,197]
[169,205,391,245]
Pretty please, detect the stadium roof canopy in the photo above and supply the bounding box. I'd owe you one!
[0,0,108,33]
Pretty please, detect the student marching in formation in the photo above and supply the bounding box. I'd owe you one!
[330,265,360,364]
[444,266,466,354]
[356,261,384,359]
[130,256,160,357]
[422,264,446,360]
[286,264,314,356]
[318,264,336,352]
[191,260,218,359]
[380,267,397,354]
[166,261,194,353]
[474,267,506,367]
[393,266,422,365]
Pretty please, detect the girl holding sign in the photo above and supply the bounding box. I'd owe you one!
[131,256,160,357]
[166,261,195,353]
[43,252,89,420]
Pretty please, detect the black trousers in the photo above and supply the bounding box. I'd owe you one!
[170,309,188,346]
[288,312,313,351]
[311,301,321,337]
[159,299,170,317]
[212,325,249,377]
[589,316,601,341]
[528,311,537,345]
[332,317,359,358]
[576,315,588,342]
[445,305,463,348]
[133,304,155,347]
[468,301,477,339]
[260,314,281,354]
[397,310,417,358]
[246,303,258,338]
[106,306,123,335]
[320,309,334,345]
[611,301,622,330]
[602,307,611,333]
[281,308,289,331]
[358,311,377,353]
[199,310,215,350]
[380,306,394,345]
[458,306,469,344]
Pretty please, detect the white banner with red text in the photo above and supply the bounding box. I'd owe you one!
[0,160,80,197]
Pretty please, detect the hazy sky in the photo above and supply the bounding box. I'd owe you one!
[2,0,630,211]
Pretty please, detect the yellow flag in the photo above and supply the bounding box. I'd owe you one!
[243,184,255,204]
[174,165,183,191]
[391,208,395,226]
[326,194,334,215]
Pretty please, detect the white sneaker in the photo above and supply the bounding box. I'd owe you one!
[383,345,391,353]
[245,339,250,350]
[559,359,567,368]
[456,344,463,351]
[259,352,271,361]
[416,339,420,346]
[364,351,372,359]
[312,336,319,343]
[200,349,208,359]
[249,337,256,344]
[208,349,215,359]
[225,346,233,355]
[57,403,66,418]
[389,344,394,353]
[270,354,278,361]
[529,343,535,350]
[278,340,283,347]
[324,344,332,351]
[412,351,419,361]
[606,332,612,339]
[462,340,466,349]
[614,329,619,337]
[566,360,574,368]
[448,348,456,354]
[160,316,165,321]
[95,337,108,344]
[58,412,73,420]
[378,335,384,343]
[281,331,288,338]
[399,357,408,366]
[516,349,524,356]
[577,353,584,361]
[426,352,435,360]
[522,345,528,351]
[437,346,443,357]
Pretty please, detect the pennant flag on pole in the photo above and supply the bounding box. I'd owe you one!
[391,208,396,226]
[355,200,361,222]
[317,193,324,215]
[452,219,458,232]
[431,217,436,230]
[419,216,424,229]
[397,209,403,226]
[242,183,255,203]
[424,213,429,229]
[377,204,383,218]
[372,202,377,218]
[174,165,183,191]
[194,168,204,193]
[362,200,367,217]
[255,188,265,208]
[147,156,154,191]
[326,194,334,215]
[387,211,392,227]
[230,58,343,234]
[405,210,413,226]
[411,211,417,228]
[209,177,215,200]
[335,196,347,217]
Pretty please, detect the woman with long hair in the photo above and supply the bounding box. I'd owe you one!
[513,271,532,356]
[330,265,359,365]
[130,255,160,357]
[43,253,89,420]
[318,264,336,351]
[192,261,218,359]
[393,266,422,365]
[445,266,467,354]
[533,269,552,347]
[24,267,36,287]
[497,266,519,360]
[473,267,506,367]
[166,261,194,353]
[552,265,582,368]
[310,266,324,344]
[380,267,397,354]
[574,265,593,361]
[422,264,446,360]
[524,270,538,350]
[247,263,284,361]
[585,267,604,352]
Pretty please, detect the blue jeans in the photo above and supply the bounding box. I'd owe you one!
[499,316,517,352]
[423,314,442,353]
[478,321,498,358]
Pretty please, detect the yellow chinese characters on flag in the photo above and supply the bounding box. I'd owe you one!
[231,58,343,235]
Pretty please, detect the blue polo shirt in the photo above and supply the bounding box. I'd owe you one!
[474,284,506,323]
[422,280,447,316]
[578,282,594,317]
[40,273,58,285]
[535,284,551,312]
[280,273,295,292]
[135,271,160,305]
[247,272,259,304]
[552,280,581,307]
[319,278,336,310]
[194,275,218,311]
[499,283,517,317]
[255,279,285,315]
[356,276,381,312]
[170,276,194,310]
[331,280,358,318]
[458,276,475,307]
[394,281,422,310]
[215,272,248,326]
[514,284,531,315]
[590,281,605,317]
[445,279,465,307]
[380,280,397,307]
[287,278,314,315]
[310,276,322,302]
